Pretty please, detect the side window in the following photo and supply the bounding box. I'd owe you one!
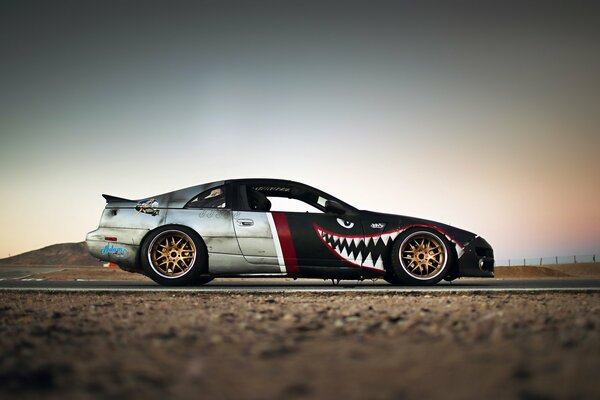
[186,186,227,209]
[268,197,323,213]
[244,184,327,213]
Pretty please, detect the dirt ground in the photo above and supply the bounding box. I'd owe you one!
[494,263,600,279]
[36,267,153,281]
[0,291,598,400]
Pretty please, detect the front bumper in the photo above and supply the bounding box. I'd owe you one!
[457,236,495,278]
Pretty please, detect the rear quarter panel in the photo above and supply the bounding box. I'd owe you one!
[165,209,240,255]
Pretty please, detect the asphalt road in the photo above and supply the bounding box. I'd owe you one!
[1,277,599,292]
[1,265,599,292]
[0,266,65,280]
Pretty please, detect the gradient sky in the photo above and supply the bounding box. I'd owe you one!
[1,1,599,260]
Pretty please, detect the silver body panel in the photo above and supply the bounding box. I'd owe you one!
[103,181,225,210]
[86,227,149,270]
[86,180,283,275]
[164,208,279,274]
[165,209,239,255]
[100,208,165,230]
[207,253,284,275]
[233,211,278,265]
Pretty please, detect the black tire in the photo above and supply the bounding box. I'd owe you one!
[141,225,213,286]
[388,228,454,286]
[383,273,403,285]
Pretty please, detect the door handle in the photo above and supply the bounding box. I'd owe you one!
[237,219,254,226]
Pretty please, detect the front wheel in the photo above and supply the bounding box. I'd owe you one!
[141,226,213,286]
[388,228,453,286]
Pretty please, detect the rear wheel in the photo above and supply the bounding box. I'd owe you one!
[388,228,453,285]
[141,226,213,286]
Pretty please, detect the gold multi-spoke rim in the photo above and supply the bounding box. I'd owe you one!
[148,231,196,279]
[400,232,447,280]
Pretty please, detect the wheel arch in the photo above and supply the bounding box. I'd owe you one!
[444,244,460,281]
[383,224,458,280]
[136,224,209,274]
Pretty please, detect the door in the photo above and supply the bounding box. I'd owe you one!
[233,210,283,273]
[232,181,365,275]
[281,212,364,271]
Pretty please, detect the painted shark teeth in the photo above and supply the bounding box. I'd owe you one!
[380,232,399,246]
[363,253,374,268]
[316,226,402,272]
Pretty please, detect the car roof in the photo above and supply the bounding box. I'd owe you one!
[165,179,305,208]
[106,178,355,210]
[224,178,304,186]
[224,178,357,211]
[103,180,227,208]
[160,180,225,207]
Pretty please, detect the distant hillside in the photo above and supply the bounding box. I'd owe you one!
[0,242,104,267]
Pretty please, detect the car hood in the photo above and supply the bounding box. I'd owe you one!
[359,210,478,246]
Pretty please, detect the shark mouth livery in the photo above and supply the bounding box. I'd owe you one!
[314,223,466,273]
[315,224,403,272]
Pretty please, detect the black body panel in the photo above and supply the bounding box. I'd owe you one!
[457,236,495,278]
[227,178,494,280]
[285,213,363,270]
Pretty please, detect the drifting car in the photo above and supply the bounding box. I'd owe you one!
[86,178,494,286]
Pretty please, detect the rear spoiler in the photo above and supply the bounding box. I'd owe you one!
[102,194,135,203]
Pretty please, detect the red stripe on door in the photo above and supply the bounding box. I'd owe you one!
[271,212,300,274]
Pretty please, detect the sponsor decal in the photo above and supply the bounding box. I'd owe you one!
[251,186,291,193]
[101,244,128,257]
[199,209,230,219]
[370,222,385,229]
[136,199,160,216]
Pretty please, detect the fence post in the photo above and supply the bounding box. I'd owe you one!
[555,256,558,264]
[508,259,511,266]
[539,257,542,266]
[523,258,526,266]
[594,254,596,263]
[574,255,577,264]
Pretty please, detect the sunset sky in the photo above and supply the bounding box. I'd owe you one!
[1,1,599,261]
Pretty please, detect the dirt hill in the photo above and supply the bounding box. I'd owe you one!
[0,242,103,267]
[494,263,600,278]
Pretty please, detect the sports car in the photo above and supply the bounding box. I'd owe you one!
[86,178,494,286]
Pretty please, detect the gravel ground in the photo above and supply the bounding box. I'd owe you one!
[0,291,598,400]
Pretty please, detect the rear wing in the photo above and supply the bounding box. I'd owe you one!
[102,194,135,203]
[102,194,160,215]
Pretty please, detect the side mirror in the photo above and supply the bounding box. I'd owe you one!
[324,200,346,215]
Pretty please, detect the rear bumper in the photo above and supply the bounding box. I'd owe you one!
[457,236,495,278]
[86,227,148,272]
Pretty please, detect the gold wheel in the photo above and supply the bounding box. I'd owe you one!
[148,230,197,278]
[400,231,447,280]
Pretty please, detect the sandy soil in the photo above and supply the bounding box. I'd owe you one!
[36,267,153,282]
[0,291,598,400]
[495,263,600,279]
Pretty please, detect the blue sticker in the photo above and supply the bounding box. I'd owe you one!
[101,244,128,257]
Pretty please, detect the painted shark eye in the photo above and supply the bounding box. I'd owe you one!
[336,218,354,229]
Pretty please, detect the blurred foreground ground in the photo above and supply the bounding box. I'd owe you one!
[0,290,598,400]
